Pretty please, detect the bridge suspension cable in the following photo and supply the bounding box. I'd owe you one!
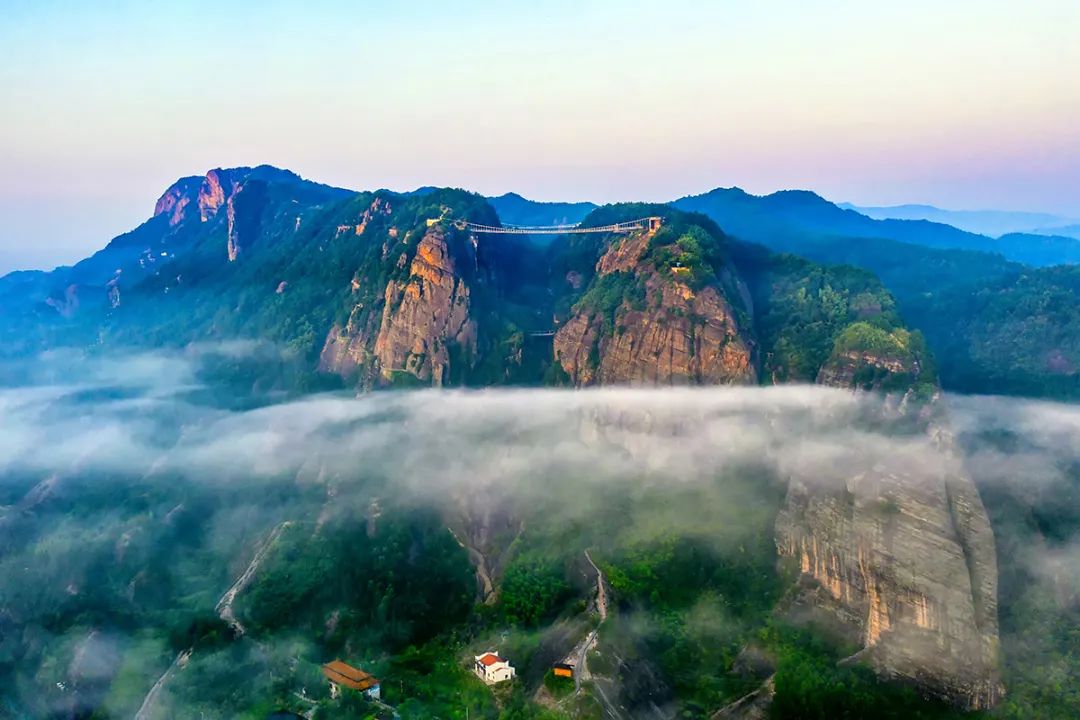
[460,217,661,235]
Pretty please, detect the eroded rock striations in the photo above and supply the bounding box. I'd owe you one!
[777,354,1004,709]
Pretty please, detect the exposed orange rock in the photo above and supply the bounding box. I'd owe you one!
[553,230,756,386]
[153,178,199,226]
[596,231,652,274]
[356,197,392,236]
[198,169,230,222]
[372,226,475,385]
[776,415,1005,709]
[319,225,478,386]
[817,349,916,388]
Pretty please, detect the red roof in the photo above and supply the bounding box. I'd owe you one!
[477,653,503,666]
[322,660,379,691]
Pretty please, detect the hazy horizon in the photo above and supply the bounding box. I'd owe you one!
[2,0,1078,272]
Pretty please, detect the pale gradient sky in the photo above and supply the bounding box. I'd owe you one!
[1,0,1078,272]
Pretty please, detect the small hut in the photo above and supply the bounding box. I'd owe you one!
[321,659,381,700]
[553,662,575,679]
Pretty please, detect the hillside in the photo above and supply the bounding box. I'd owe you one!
[0,166,353,358]
[3,172,940,398]
[675,188,1080,266]
[674,190,1080,399]
[2,167,1077,718]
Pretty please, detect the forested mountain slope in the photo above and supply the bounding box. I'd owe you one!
[670,190,1080,399]
[2,167,1076,718]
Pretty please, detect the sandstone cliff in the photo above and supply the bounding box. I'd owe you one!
[776,353,1004,708]
[153,168,245,227]
[152,166,351,262]
[553,225,757,386]
[319,204,485,387]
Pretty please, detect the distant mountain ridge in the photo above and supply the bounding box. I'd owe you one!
[482,188,1080,265]
[1032,223,1080,240]
[843,202,1080,239]
[675,187,1080,266]
[669,187,1080,398]
[486,192,597,227]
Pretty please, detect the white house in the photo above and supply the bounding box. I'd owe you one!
[474,652,515,684]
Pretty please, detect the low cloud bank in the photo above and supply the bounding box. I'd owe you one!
[1,349,1078,716]
[2,350,1079,507]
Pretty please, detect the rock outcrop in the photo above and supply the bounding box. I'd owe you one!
[153,176,203,226]
[225,180,270,261]
[153,169,244,227]
[320,221,481,386]
[372,225,477,384]
[776,370,1004,708]
[152,166,348,262]
[816,349,915,389]
[553,227,756,386]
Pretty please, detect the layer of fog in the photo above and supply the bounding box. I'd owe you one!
[3,348,1078,715]
[0,355,932,492]
[4,348,1078,607]
[2,348,1078,515]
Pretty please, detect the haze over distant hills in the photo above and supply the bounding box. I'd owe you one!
[4,166,1080,401]
[486,192,598,229]
[486,186,1080,268]
[842,202,1080,240]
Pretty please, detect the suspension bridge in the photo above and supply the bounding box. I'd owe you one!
[460,216,662,235]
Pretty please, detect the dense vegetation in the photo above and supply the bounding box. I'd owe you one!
[1,173,1078,718]
[680,191,1080,399]
[2,355,1077,718]
[957,418,1080,719]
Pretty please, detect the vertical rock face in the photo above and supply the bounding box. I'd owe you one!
[153,169,242,227]
[553,227,756,386]
[776,452,1003,708]
[319,222,481,387]
[225,180,269,261]
[777,361,1004,708]
[373,226,477,385]
[197,168,237,222]
[153,177,202,226]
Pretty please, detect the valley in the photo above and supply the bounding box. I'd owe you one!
[0,169,1076,719]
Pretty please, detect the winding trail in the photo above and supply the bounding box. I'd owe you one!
[577,551,630,720]
[216,521,292,636]
[710,676,775,719]
[584,550,608,622]
[558,550,610,698]
[134,650,190,720]
[135,521,291,719]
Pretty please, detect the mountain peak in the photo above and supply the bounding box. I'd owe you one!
[152,165,351,227]
[767,188,829,204]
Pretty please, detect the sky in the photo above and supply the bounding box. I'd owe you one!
[1,0,1078,272]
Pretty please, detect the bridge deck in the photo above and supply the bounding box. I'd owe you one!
[462,217,660,235]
